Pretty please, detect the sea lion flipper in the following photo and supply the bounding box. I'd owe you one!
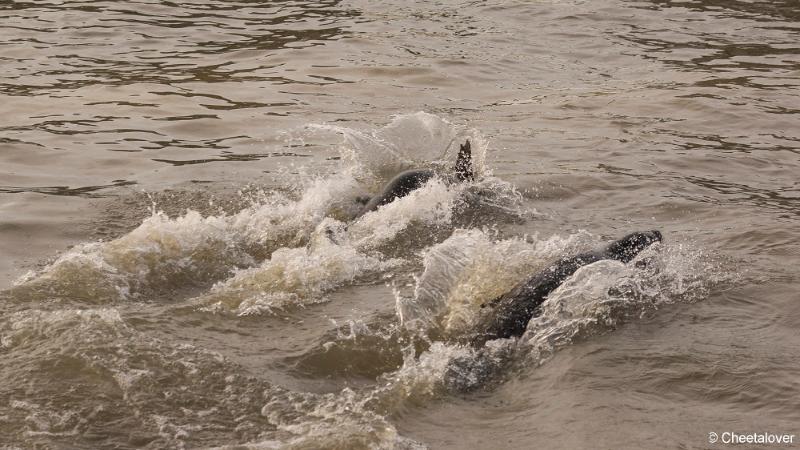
[454,139,473,182]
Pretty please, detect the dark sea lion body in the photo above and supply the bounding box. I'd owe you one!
[471,230,662,346]
[360,169,436,213]
[357,140,474,216]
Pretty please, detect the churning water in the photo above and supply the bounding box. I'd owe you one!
[1,0,798,448]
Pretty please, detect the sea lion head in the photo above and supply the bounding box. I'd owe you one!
[605,230,662,263]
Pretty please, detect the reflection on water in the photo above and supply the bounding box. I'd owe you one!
[0,0,361,199]
[1,0,357,93]
[0,180,136,198]
[152,150,311,165]
[621,0,800,77]
[637,0,800,22]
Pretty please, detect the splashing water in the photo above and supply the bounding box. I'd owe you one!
[520,239,734,365]
[0,308,276,448]
[200,218,404,316]
[0,112,739,449]
[396,228,595,336]
[388,229,736,392]
[9,113,517,311]
[311,112,489,184]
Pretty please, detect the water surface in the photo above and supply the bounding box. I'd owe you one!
[1,0,798,448]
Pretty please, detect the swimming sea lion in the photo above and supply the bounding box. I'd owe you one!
[471,230,662,346]
[358,140,473,216]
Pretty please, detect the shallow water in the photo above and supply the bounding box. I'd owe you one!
[1,0,799,448]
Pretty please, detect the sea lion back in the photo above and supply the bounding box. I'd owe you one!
[359,169,435,214]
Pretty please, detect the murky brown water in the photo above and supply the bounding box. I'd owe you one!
[1,0,799,448]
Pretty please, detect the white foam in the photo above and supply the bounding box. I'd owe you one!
[203,218,404,315]
[392,230,733,392]
[12,170,367,302]
[520,240,728,363]
[259,387,419,450]
[396,228,593,335]
[311,112,490,183]
[0,308,126,349]
[12,113,501,307]
[348,178,462,249]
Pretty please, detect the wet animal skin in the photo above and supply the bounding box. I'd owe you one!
[471,230,663,346]
[358,140,473,216]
